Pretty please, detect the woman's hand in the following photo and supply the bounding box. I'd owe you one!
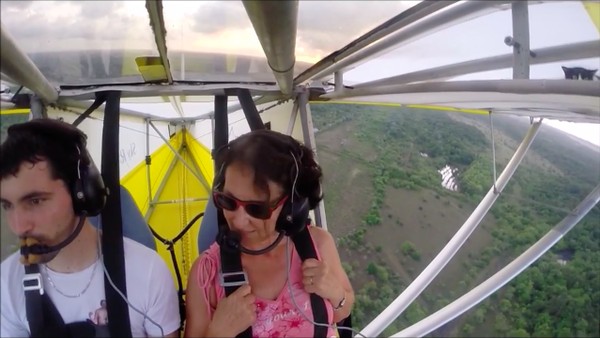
[208,284,256,336]
[301,258,344,305]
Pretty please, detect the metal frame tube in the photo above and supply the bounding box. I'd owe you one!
[334,72,344,93]
[393,183,600,337]
[145,118,153,204]
[298,90,329,230]
[325,79,600,99]
[146,0,173,84]
[0,23,58,103]
[511,1,531,80]
[144,145,181,222]
[358,119,543,337]
[243,0,298,95]
[353,40,600,88]
[30,95,47,119]
[286,100,300,136]
[294,1,456,84]
[148,121,208,189]
[309,1,513,82]
[150,197,209,205]
[57,83,281,101]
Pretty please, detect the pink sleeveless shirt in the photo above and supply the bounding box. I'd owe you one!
[196,239,336,338]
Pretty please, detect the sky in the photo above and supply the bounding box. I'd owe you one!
[0,1,598,146]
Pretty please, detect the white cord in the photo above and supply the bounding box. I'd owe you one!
[96,230,166,337]
[285,238,366,338]
[290,151,299,204]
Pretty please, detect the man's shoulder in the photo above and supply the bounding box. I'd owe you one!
[122,237,161,260]
[1,251,23,279]
[122,237,168,273]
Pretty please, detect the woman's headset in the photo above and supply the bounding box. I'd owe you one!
[214,131,311,254]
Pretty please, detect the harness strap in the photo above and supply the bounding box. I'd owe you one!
[219,226,329,338]
[24,265,96,337]
[100,91,131,337]
[219,235,253,338]
[24,264,46,337]
[290,227,329,338]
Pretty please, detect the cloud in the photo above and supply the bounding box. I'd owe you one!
[296,1,415,58]
[191,1,248,34]
[0,0,33,12]
[1,1,153,51]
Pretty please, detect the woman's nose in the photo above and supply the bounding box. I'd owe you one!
[229,207,251,228]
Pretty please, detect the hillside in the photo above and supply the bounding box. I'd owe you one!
[311,103,599,337]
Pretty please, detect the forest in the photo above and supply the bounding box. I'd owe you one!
[311,103,599,337]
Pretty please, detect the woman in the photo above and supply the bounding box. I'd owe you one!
[184,129,354,337]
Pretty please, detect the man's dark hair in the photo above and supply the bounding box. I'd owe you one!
[0,118,89,192]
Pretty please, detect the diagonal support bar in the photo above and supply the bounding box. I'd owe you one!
[0,23,58,103]
[294,0,456,84]
[146,0,174,84]
[298,90,328,230]
[358,119,543,337]
[308,1,512,82]
[148,121,210,192]
[393,183,600,337]
[238,89,265,130]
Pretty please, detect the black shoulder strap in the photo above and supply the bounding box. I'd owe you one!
[24,264,48,337]
[100,91,131,337]
[24,265,101,338]
[219,235,253,338]
[23,265,79,338]
[337,314,353,338]
[293,228,354,338]
[218,226,335,338]
[290,227,329,338]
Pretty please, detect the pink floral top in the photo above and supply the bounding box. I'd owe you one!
[196,240,335,337]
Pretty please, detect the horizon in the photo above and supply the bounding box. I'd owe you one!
[545,120,600,147]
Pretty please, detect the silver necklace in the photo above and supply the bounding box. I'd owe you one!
[44,258,99,298]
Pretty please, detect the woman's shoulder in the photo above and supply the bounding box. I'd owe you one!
[307,225,336,252]
[190,242,221,283]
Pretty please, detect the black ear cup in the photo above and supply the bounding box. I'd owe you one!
[71,147,108,216]
[275,195,310,237]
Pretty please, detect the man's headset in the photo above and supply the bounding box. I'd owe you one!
[20,126,108,265]
[215,132,311,255]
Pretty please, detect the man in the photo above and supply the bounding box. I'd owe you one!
[0,118,180,337]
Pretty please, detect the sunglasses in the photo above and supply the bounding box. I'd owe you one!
[212,191,288,219]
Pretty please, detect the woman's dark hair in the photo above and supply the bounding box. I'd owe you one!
[214,129,323,209]
[0,118,89,192]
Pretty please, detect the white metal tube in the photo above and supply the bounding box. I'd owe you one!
[299,90,328,230]
[358,120,543,337]
[325,79,600,99]
[511,1,530,80]
[243,0,298,95]
[294,1,454,85]
[353,40,600,88]
[146,0,173,84]
[393,183,600,337]
[0,23,58,103]
[286,100,299,136]
[311,1,513,82]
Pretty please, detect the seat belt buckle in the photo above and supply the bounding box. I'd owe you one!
[23,273,44,295]
[219,271,248,287]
